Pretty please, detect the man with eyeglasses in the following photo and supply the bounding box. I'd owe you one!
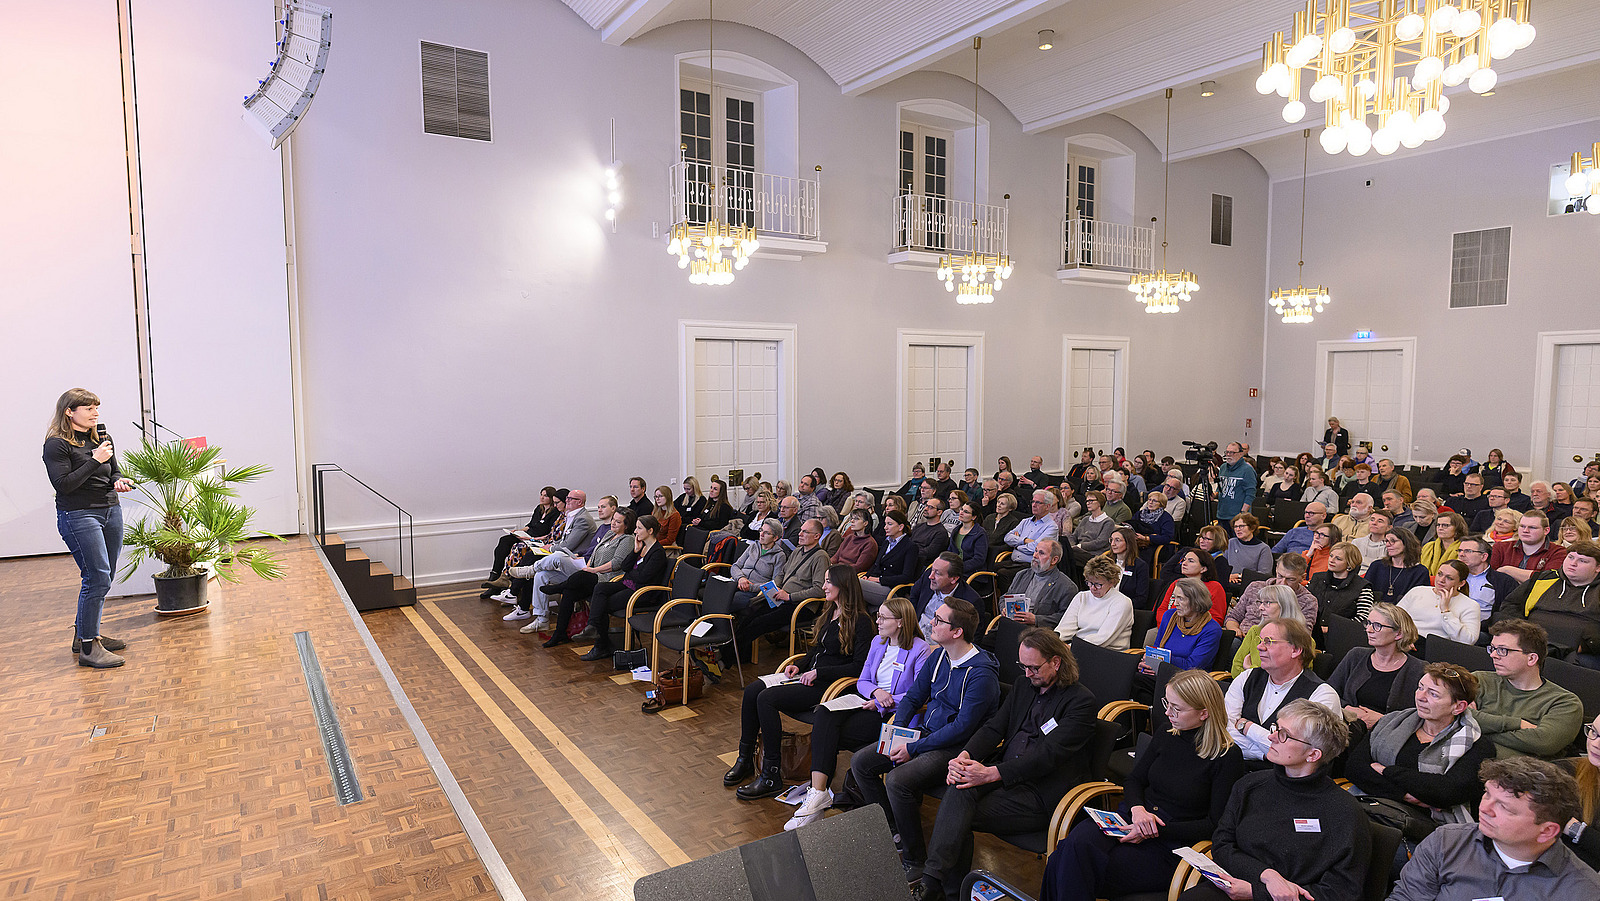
[1224,618,1340,763]
[1004,490,1061,566]
[1272,502,1328,555]
[1388,757,1600,901]
[1198,700,1369,901]
[976,479,1000,522]
[1002,540,1078,631]
[909,553,982,637]
[1473,620,1583,759]
[1498,540,1600,668]
[909,497,951,569]
[1350,508,1393,576]
[1216,442,1257,522]
[776,495,803,543]
[850,598,999,890]
[1016,456,1059,492]
[1449,472,1490,524]
[1331,491,1374,544]
[1470,487,1513,534]
[1458,536,1519,628]
[912,629,1097,901]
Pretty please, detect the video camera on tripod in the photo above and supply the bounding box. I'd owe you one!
[1182,440,1219,465]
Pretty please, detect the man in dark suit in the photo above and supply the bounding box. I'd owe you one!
[911,497,952,567]
[913,628,1098,901]
[909,552,984,633]
[1458,536,1520,641]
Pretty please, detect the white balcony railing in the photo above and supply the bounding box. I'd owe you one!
[1061,216,1155,273]
[892,194,1009,256]
[669,161,820,241]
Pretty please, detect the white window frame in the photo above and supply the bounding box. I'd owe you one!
[896,329,984,486]
[1312,337,1417,464]
[1529,329,1600,482]
[678,320,798,488]
[1059,334,1130,466]
[679,78,762,172]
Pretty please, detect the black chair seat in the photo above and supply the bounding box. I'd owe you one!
[1071,638,1138,708]
[1425,634,1493,673]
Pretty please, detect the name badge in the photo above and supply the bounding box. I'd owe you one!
[1293,818,1321,833]
[892,661,905,671]
[1041,718,1058,735]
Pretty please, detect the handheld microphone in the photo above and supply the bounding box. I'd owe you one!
[95,424,109,443]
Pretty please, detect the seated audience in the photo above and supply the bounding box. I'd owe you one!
[910,497,952,567]
[1502,471,1531,512]
[1376,458,1414,504]
[826,471,855,516]
[738,488,778,541]
[1450,472,1490,523]
[1490,510,1569,584]
[1101,527,1149,609]
[1498,539,1600,667]
[1162,474,1191,524]
[832,509,879,575]
[1475,620,1585,759]
[1006,491,1063,565]
[908,553,983,635]
[1328,602,1426,732]
[1225,554,1316,633]
[1346,661,1495,840]
[483,486,562,589]
[1225,619,1341,762]
[1557,515,1593,548]
[818,506,845,557]
[1229,586,1309,677]
[983,492,1021,551]
[1142,578,1226,685]
[1041,670,1244,901]
[794,473,826,523]
[1307,540,1374,628]
[1400,559,1482,644]
[1302,520,1341,575]
[915,629,1099,900]
[728,520,789,609]
[1364,527,1432,608]
[897,462,927,501]
[1049,484,1082,538]
[1156,548,1229,625]
[674,476,707,524]
[1273,502,1328,555]
[727,565,874,799]
[957,468,982,504]
[1484,505,1521,545]
[1457,535,1519,627]
[1300,466,1340,510]
[651,485,681,547]
[1062,491,1113,570]
[624,476,652,517]
[940,490,966,535]
[1420,510,1468,576]
[1332,491,1375,545]
[1183,700,1369,901]
[1016,455,1060,491]
[1263,461,1301,506]
[1132,490,1176,555]
[1055,555,1135,650]
[1574,497,1600,537]
[576,514,670,661]
[775,495,804,543]
[1002,540,1078,631]
[729,518,830,662]
[948,500,988,576]
[862,510,920,606]
[850,598,1000,885]
[1472,487,1515,534]
[1408,498,1439,543]
[1349,507,1392,573]
[693,478,736,532]
[501,487,595,603]
[1102,480,1133,524]
[782,596,931,829]
[1224,514,1273,589]
[976,478,1001,522]
[1382,489,1416,530]
[1529,480,1568,523]
[1387,757,1600,901]
[1562,713,1600,869]
[928,461,958,504]
[519,500,627,637]
[1341,463,1382,509]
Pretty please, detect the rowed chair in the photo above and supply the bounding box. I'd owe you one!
[1545,657,1600,727]
[1424,634,1492,672]
[650,574,741,706]
[773,651,859,751]
[984,614,1029,687]
[1320,614,1368,678]
[1273,499,1308,532]
[1105,661,1178,783]
[1363,822,1405,901]
[624,561,705,652]
[1071,638,1145,743]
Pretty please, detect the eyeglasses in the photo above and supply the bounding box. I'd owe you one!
[1020,662,1047,675]
[930,614,954,628]
[1486,644,1528,658]
[1160,699,1194,715]
[875,614,900,622]
[1257,637,1290,647]
[1363,621,1397,632]
[1583,724,1598,740]
[1269,725,1314,748]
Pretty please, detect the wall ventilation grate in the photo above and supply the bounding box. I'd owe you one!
[1210,193,1233,246]
[1449,226,1510,308]
[420,41,490,141]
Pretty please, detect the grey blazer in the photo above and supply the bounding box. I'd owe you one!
[1006,568,1079,630]
[553,510,596,556]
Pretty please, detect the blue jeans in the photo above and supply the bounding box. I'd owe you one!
[57,505,124,641]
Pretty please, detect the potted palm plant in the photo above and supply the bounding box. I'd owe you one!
[118,439,285,614]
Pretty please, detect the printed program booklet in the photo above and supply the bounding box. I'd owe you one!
[1085,807,1133,837]
[1141,646,1173,667]
[1001,594,1031,617]
[1173,846,1235,891]
[759,580,781,607]
[877,723,920,756]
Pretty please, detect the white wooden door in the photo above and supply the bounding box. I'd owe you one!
[1066,348,1117,451]
[906,344,969,477]
[1551,343,1600,485]
[1328,350,1405,457]
[693,338,780,489]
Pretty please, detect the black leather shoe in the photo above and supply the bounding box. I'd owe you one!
[722,755,755,787]
[735,765,784,800]
[578,645,611,662]
[542,634,571,649]
[540,580,568,594]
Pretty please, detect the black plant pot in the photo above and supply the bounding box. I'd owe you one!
[153,571,212,615]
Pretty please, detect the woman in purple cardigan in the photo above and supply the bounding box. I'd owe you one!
[783,595,931,831]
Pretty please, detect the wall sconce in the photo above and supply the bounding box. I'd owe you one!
[605,118,621,233]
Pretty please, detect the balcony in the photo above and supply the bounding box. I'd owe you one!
[888,194,1009,271]
[1057,216,1155,286]
[669,161,826,260]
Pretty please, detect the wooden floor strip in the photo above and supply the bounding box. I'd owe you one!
[400,605,654,881]
[419,599,692,867]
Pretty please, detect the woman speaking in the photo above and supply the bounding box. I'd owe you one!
[43,389,135,668]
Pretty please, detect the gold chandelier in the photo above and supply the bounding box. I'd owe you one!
[666,0,758,285]
[1566,143,1600,215]
[1270,129,1332,324]
[1129,88,1197,314]
[935,37,1012,304]
[1258,1,1535,158]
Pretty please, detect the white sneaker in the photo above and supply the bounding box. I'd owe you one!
[503,608,531,622]
[520,617,550,634]
[783,810,823,831]
[794,787,833,818]
[493,589,516,604]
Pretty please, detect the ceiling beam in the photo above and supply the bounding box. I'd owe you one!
[836,0,1072,96]
[598,0,676,46]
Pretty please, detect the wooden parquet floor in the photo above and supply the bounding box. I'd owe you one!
[0,538,494,901]
[362,578,1047,901]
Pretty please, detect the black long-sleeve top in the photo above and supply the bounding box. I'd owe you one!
[1124,727,1246,848]
[43,432,122,511]
[695,502,734,533]
[867,535,921,588]
[801,612,875,686]
[612,542,669,589]
[524,505,560,538]
[1346,728,1495,811]
[1212,769,1371,901]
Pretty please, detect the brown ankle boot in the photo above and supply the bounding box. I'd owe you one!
[78,639,125,669]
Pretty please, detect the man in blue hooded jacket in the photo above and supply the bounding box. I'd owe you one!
[850,596,1001,882]
[1216,442,1257,522]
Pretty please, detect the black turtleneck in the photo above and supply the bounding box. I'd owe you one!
[1124,727,1245,847]
[43,430,122,511]
[1212,767,1371,901]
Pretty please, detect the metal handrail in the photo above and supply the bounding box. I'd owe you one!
[892,194,1008,255]
[668,160,821,240]
[311,462,415,583]
[1061,216,1155,273]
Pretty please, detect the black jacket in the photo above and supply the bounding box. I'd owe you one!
[867,534,922,590]
[963,678,1099,806]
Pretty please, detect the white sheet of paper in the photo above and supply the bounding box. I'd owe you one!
[631,666,653,682]
[1173,846,1232,880]
[760,673,795,688]
[686,620,713,637]
[821,694,867,712]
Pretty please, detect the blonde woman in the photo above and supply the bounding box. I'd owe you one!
[1420,511,1467,576]
[1231,585,1306,676]
[1558,516,1594,547]
[1486,506,1520,543]
[1041,669,1243,901]
[1327,602,1423,729]
[674,476,707,523]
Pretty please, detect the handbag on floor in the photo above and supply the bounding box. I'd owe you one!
[779,732,812,783]
[567,603,589,638]
[655,665,704,701]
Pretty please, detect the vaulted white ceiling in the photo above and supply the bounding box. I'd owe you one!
[559,0,1600,180]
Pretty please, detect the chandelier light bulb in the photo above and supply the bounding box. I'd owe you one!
[1400,128,1425,149]
[1356,77,1377,99]
[1413,55,1444,86]
[1329,26,1356,53]
[1373,128,1399,155]
[1319,126,1348,154]
[1451,9,1482,38]
[1469,67,1498,94]
[1418,108,1446,141]
[1396,13,1426,41]
[1283,100,1307,123]
[1256,71,1277,94]
[1566,172,1589,196]
[1430,5,1459,33]
[1309,75,1341,103]
[1515,22,1536,50]
[1438,94,1451,114]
